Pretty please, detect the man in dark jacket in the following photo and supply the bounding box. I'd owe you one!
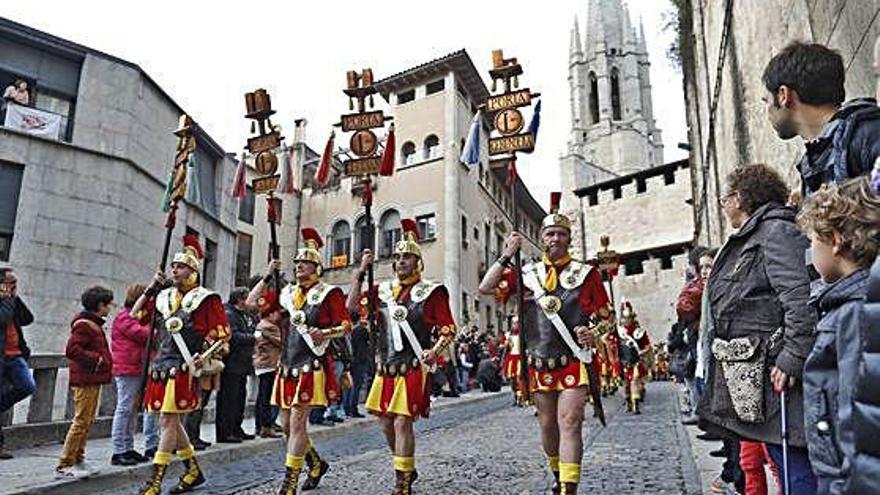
[342,314,370,418]
[762,42,880,195]
[851,255,880,495]
[0,267,35,460]
[215,288,255,442]
[699,164,818,494]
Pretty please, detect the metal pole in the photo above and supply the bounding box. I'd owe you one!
[780,388,791,495]
[509,157,530,402]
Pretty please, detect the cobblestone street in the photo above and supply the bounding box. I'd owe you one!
[101,381,699,495]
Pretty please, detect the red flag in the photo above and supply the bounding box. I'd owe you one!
[315,131,335,186]
[506,158,518,187]
[231,153,248,198]
[379,123,396,176]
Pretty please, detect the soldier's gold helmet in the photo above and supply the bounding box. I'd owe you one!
[294,227,324,273]
[393,218,425,273]
[541,191,572,232]
[171,234,203,272]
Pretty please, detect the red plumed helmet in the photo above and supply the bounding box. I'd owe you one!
[172,234,203,271]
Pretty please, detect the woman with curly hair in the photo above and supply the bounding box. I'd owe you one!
[797,176,880,495]
[698,163,818,495]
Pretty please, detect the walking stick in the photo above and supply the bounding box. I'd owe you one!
[780,387,791,495]
[137,115,197,408]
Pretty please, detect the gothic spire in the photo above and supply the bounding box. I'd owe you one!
[570,15,583,58]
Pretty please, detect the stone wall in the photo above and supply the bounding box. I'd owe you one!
[0,52,237,353]
[609,255,690,345]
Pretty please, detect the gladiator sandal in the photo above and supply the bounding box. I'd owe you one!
[301,445,329,491]
[391,469,418,495]
[551,470,561,494]
[560,482,578,494]
[278,465,301,495]
[139,463,168,495]
[169,457,205,494]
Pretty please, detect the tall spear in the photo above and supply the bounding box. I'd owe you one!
[139,114,198,402]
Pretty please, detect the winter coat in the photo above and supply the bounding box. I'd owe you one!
[698,202,816,447]
[0,296,33,359]
[798,98,880,195]
[253,319,281,372]
[110,308,150,376]
[223,304,255,375]
[803,269,869,494]
[66,311,112,387]
[850,256,880,495]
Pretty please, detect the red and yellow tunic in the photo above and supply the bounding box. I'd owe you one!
[618,320,651,382]
[144,286,229,414]
[499,257,611,393]
[272,281,350,410]
[502,329,522,380]
[364,278,455,420]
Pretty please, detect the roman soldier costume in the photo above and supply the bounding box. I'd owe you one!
[273,228,351,495]
[363,218,456,495]
[617,301,651,414]
[501,318,525,405]
[496,199,612,495]
[597,330,621,396]
[141,235,229,495]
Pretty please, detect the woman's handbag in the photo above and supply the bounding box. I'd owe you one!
[711,335,767,423]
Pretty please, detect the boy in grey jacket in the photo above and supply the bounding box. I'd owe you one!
[797,176,880,495]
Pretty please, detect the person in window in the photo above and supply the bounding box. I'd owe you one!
[2,79,29,106]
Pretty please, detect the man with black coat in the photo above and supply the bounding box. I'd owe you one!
[215,288,256,442]
[763,42,880,195]
[0,267,35,460]
[342,312,371,418]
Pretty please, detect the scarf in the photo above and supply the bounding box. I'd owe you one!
[541,253,572,292]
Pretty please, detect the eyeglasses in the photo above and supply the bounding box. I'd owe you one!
[719,191,738,206]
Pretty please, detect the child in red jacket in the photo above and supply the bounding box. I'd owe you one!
[55,286,114,479]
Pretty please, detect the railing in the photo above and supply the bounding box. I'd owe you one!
[0,353,258,450]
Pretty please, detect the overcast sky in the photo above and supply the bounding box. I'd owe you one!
[4,0,687,208]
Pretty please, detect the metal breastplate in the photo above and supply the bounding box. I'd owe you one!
[522,285,588,360]
[153,307,204,373]
[280,300,323,369]
[375,297,433,367]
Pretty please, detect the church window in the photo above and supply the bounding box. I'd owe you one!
[424,134,440,159]
[401,141,416,165]
[664,171,676,185]
[379,209,401,258]
[610,68,621,121]
[589,72,599,124]
[636,178,647,193]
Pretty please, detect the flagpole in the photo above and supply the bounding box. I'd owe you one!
[138,116,196,407]
[508,155,531,403]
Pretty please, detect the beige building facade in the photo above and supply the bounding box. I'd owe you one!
[290,51,546,335]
